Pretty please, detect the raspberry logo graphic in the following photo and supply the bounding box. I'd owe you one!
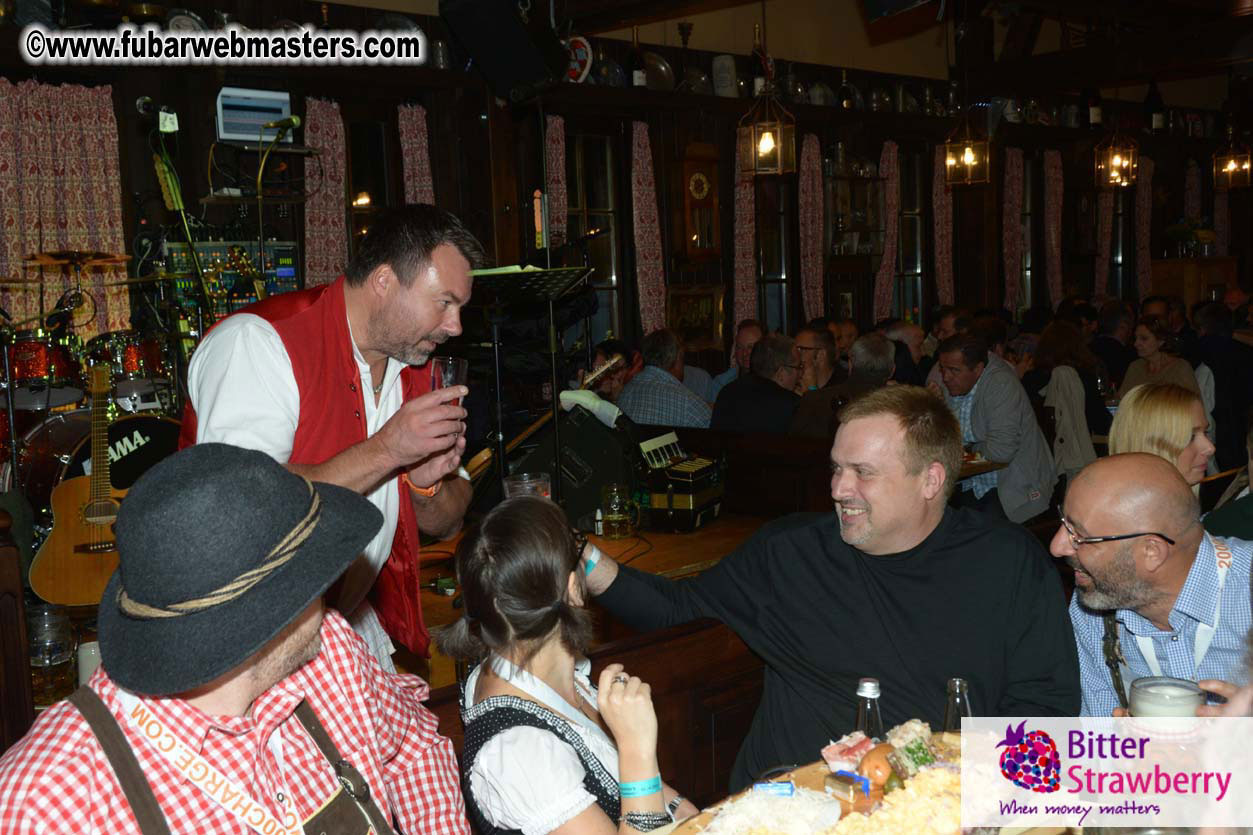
[996,721,1061,793]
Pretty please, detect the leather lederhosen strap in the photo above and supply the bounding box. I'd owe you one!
[293,701,396,835]
[69,686,173,835]
[1101,612,1131,711]
[70,686,395,835]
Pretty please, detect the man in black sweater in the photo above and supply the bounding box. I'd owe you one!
[584,386,1080,791]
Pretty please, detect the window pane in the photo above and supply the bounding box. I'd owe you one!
[900,217,921,275]
[585,138,611,210]
[899,152,920,214]
[763,282,786,334]
[588,217,615,289]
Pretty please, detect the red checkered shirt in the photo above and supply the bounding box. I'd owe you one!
[0,609,469,835]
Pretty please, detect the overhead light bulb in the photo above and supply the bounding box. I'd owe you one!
[758,130,776,156]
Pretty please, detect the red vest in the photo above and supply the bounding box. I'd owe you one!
[179,277,432,657]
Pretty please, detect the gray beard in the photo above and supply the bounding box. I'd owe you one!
[836,509,872,546]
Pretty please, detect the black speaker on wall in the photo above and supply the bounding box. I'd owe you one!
[439,0,570,103]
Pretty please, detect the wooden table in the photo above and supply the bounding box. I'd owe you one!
[958,459,1008,479]
[403,514,768,689]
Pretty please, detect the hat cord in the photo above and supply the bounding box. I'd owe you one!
[116,479,323,619]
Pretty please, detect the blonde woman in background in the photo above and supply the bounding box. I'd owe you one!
[1109,382,1215,488]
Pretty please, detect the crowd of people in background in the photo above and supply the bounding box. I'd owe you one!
[588,287,1253,504]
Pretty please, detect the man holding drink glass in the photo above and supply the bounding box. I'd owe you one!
[183,205,484,670]
[1051,453,1252,717]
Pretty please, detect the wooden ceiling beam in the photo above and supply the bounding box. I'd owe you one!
[974,14,1253,96]
[562,0,758,34]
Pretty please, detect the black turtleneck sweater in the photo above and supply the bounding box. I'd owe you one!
[596,508,1080,792]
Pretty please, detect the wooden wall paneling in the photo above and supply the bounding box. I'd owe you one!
[484,94,523,267]
[0,513,34,753]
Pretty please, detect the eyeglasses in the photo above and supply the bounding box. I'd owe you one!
[1056,507,1176,549]
[796,345,823,353]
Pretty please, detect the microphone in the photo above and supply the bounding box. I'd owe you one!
[262,115,301,130]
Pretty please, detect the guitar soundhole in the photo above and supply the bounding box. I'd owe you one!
[83,499,120,526]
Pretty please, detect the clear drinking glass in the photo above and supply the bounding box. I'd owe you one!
[503,472,551,499]
[430,356,468,406]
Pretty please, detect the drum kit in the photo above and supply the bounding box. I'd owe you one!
[0,250,184,532]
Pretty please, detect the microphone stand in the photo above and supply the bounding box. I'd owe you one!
[2,323,19,491]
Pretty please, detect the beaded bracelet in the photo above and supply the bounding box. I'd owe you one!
[622,812,671,832]
[618,775,662,798]
[666,795,686,818]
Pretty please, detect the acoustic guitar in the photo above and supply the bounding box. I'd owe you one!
[29,365,125,606]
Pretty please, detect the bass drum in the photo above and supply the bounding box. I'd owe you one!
[3,410,181,522]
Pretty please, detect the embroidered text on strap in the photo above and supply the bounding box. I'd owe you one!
[114,688,306,835]
[118,479,321,619]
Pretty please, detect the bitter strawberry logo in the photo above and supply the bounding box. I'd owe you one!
[997,721,1061,793]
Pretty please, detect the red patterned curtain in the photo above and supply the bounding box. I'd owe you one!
[304,98,348,287]
[545,115,567,247]
[932,147,954,306]
[631,121,665,334]
[872,141,899,321]
[1001,148,1024,311]
[1095,191,1115,297]
[798,134,823,321]
[398,103,434,205]
[732,139,756,328]
[0,78,129,338]
[1135,157,1155,299]
[1043,151,1064,308]
[1215,191,1229,257]
[1184,160,1201,223]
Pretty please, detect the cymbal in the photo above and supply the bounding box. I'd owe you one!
[23,250,129,268]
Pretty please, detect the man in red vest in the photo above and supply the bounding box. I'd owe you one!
[182,204,484,670]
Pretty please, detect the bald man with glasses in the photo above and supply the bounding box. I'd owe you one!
[1051,453,1252,717]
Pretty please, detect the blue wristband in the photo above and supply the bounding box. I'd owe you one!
[583,544,601,576]
[619,776,662,798]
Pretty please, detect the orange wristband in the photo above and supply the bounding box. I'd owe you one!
[402,473,442,497]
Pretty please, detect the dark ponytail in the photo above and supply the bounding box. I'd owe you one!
[433,497,592,665]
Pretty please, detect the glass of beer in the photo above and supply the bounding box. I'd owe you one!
[1128,676,1206,717]
[600,483,639,540]
[28,604,76,710]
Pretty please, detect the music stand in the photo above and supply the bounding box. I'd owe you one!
[468,265,593,503]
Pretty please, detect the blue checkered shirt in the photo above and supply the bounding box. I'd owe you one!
[617,366,713,428]
[948,377,998,498]
[1069,532,1253,716]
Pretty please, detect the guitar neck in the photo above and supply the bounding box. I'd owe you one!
[89,371,110,500]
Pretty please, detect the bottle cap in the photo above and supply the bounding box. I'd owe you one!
[856,677,880,698]
[947,677,968,692]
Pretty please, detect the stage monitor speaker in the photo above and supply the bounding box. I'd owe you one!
[511,406,643,531]
[439,0,569,103]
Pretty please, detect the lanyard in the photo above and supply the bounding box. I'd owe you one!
[1133,537,1232,680]
[114,689,305,835]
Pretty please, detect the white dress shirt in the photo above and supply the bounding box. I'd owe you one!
[188,312,405,669]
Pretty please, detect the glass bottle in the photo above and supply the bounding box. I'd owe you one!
[1083,86,1103,130]
[943,677,973,732]
[837,69,861,111]
[629,26,647,88]
[855,677,885,740]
